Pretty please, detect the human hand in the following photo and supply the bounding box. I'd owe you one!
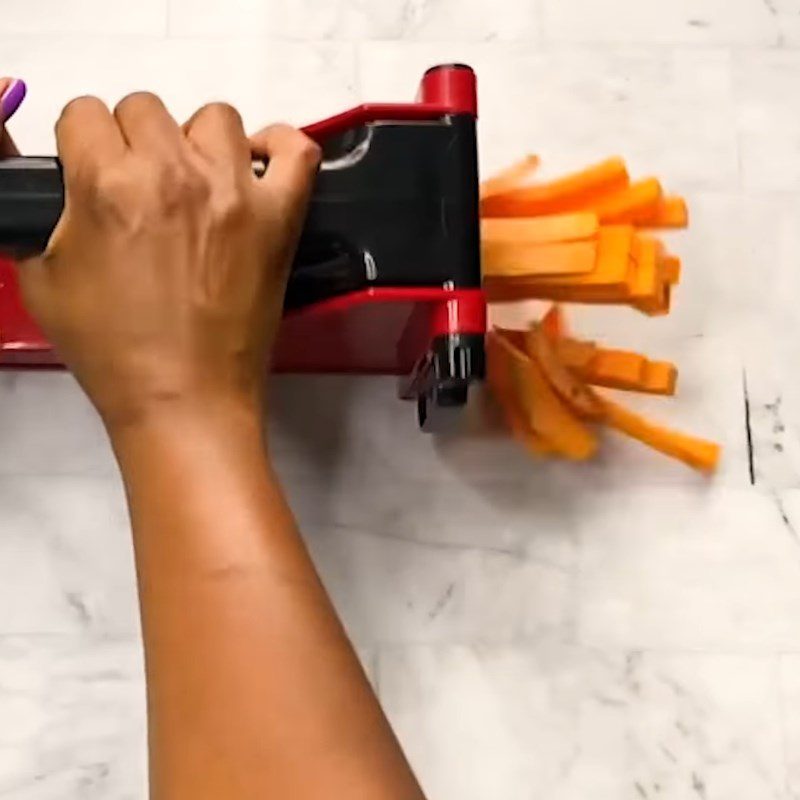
[0,78,25,156]
[18,93,320,431]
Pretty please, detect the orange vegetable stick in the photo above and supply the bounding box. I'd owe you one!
[486,226,636,303]
[630,235,660,301]
[492,330,598,460]
[508,411,555,455]
[662,255,682,285]
[634,196,689,228]
[559,342,678,396]
[556,338,598,370]
[485,280,637,305]
[634,282,671,316]
[641,361,678,395]
[493,326,529,354]
[480,155,540,200]
[524,226,634,288]
[481,158,630,218]
[524,326,605,419]
[486,332,552,455]
[592,178,663,224]
[598,395,720,473]
[541,304,566,340]
[589,350,647,389]
[481,213,599,245]
[482,239,598,278]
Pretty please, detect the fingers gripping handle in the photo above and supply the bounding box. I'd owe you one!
[0,157,273,260]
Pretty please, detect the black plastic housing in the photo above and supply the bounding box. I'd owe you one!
[0,114,480,306]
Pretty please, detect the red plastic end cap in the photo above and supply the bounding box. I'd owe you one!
[420,64,478,118]
[429,289,487,339]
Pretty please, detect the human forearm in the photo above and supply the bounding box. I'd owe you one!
[110,403,425,800]
[15,92,425,800]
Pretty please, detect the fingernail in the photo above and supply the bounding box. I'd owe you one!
[1,79,27,123]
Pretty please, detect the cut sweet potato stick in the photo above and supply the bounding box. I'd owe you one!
[480,154,707,468]
[558,341,678,396]
[592,178,663,225]
[508,410,555,456]
[589,350,647,389]
[524,326,605,419]
[481,213,599,246]
[634,196,689,229]
[485,225,637,304]
[492,330,598,460]
[641,361,678,395]
[482,239,598,279]
[481,157,629,218]
[541,304,566,340]
[556,338,598,370]
[480,155,540,200]
[662,255,682,285]
[634,282,671,316]
[598,395,720,473]
[486,279,638,305]
[531,226,633,287]
[493,327,527,351]
[630,235,660,302]
[486,332,552,455]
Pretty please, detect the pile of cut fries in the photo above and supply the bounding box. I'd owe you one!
[482,156,720,473]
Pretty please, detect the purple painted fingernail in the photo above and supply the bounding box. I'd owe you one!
[1,79,27,123]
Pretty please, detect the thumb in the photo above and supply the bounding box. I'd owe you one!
[249,124,320,221]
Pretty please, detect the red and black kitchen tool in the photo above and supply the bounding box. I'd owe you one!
[0,64,486,430]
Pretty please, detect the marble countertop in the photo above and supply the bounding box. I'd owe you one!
[2,0,800,797]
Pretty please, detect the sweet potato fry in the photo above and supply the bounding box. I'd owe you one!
[481,157,629,218]
[480,155,540,200]
[599,395,720,473]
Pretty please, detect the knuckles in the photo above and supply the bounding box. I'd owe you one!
[195,101,244,129]
[88,156,252,229]
[297,136,322,173]
[114,91,164,118]
[65,93,257,226]
[211,186,250,229]
[150,159,211,216]
[56,95,109,133]
[280,126,322,171]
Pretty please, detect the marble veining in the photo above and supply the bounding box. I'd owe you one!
[3,0,800,796]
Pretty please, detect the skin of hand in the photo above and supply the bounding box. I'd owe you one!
[12,92,427,800]
[20,92,317,429]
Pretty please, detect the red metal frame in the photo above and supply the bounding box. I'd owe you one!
[302,63,478,141]
[0,64,485,374]
[275,287,485,374]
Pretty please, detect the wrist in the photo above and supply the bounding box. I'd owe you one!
[106,392,266,459]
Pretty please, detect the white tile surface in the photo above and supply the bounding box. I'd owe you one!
[0,373,114,476]
[0,636,147,799]
[305,523,572,645]
[735,51,800,191]
[0,477,138,636]
[1,38,357,154]
[359,43,739,188]
[378,644,787,800]
[543,0,781,45]
[0,0,166,35]
[576,487,800,651]
[168,0,540,41]
[2,0,800,796]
